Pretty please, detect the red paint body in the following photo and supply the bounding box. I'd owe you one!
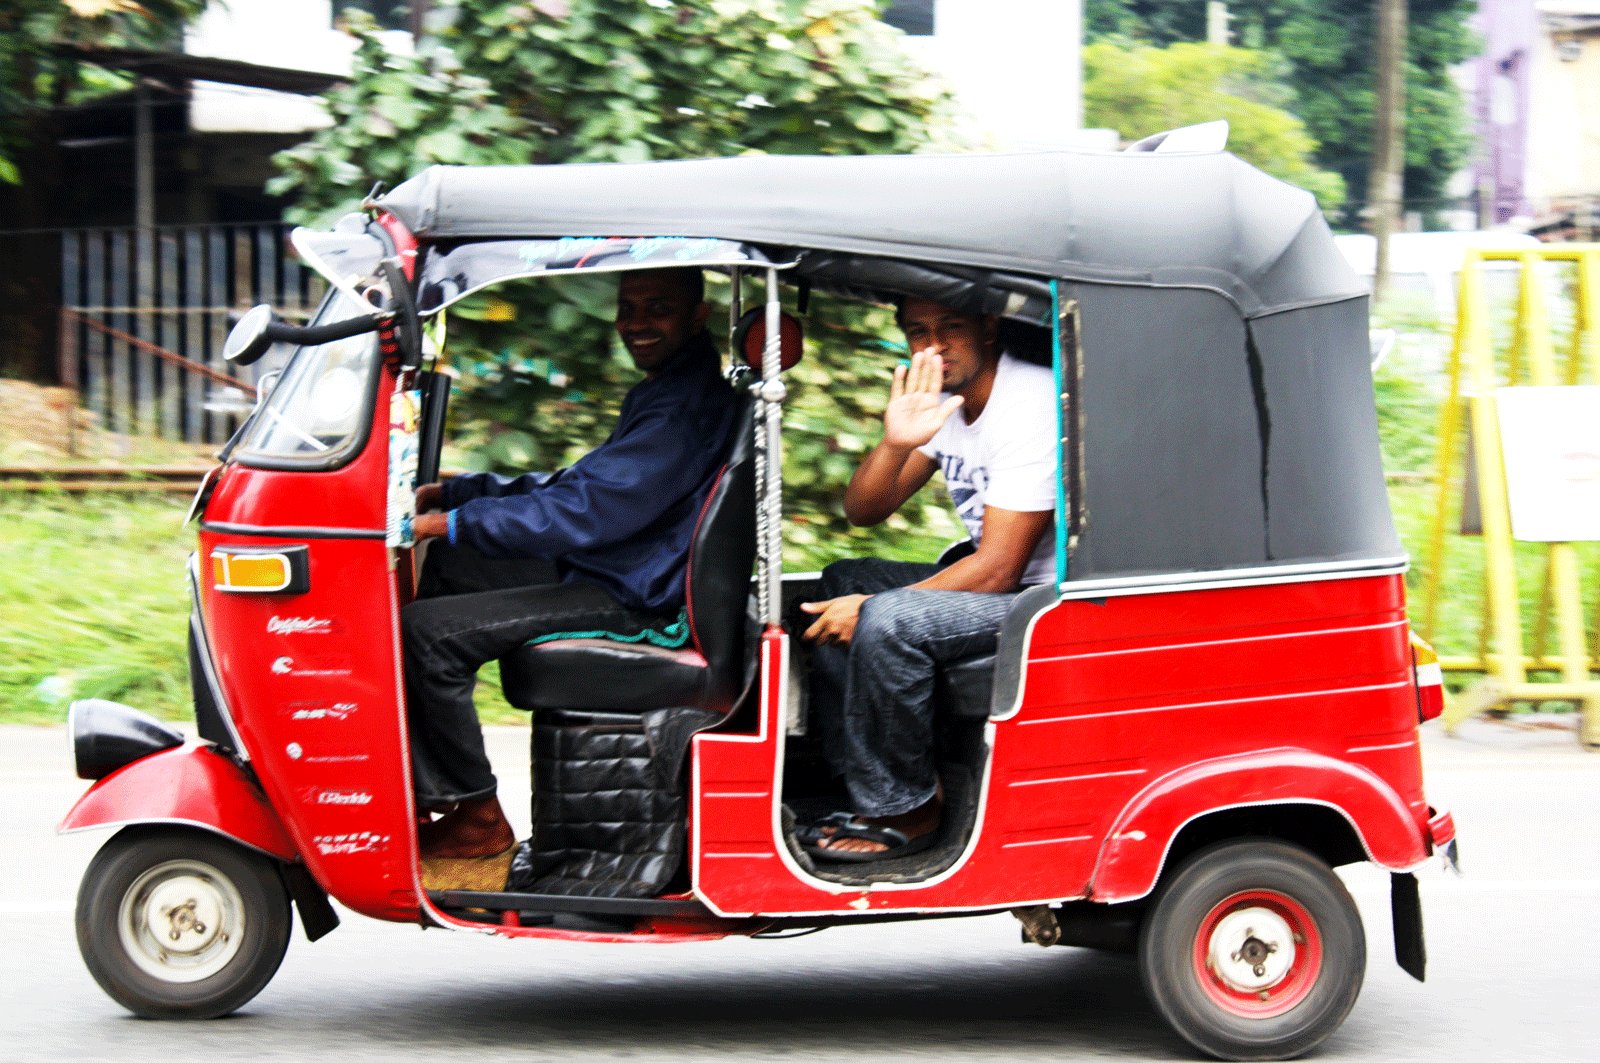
[61,218,1449,944]
[60,743,296,861]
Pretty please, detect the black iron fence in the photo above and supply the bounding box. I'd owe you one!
[58,223,327,448]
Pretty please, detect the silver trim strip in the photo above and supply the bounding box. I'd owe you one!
[201,521,386,540]
[1031,618,1408,665]
[58,816,285,859]
[1056,556,1409,600]
[1018,679,1412,727]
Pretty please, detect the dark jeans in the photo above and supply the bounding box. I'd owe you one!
[807,558,1018,818]
[402,543,668,808]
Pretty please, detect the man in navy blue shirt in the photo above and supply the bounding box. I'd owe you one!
[405,268,740,861]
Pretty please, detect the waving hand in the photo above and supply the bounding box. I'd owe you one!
[883,350,965,449]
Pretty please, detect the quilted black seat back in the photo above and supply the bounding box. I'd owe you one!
[686,392,756,708]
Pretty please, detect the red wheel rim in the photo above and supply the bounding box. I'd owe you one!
[1191,889,1322,1018]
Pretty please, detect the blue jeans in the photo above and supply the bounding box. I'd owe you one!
[806,558,1018,818]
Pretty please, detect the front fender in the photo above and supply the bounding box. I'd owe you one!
[59,743,297,861]
[1092,749,1429,902]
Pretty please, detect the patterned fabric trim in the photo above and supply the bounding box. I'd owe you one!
[524,607,692,649]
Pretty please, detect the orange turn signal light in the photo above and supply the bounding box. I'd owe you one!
[212,546,308,594]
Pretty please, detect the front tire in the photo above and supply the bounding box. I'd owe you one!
[1138,839,1365,1061]
[76,827,292,1019]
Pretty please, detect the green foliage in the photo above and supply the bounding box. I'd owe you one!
[272,0,956,219]
[1266,0,1475,225]
[268,16,530,218]
[1082,40,1345,211]
[1083,0,1477,226]
[1084,0,1204,45]
[0,0,205,184]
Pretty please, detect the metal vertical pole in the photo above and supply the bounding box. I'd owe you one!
[84,231,107,428]
[110,229,132,437]
[158,232,180,438]
[727,267,742,376]
[134,84,154,235]
[759,267,785,627]
[1465,262,1526,689]
[134,83,155,434]
[183,228,205,442]
[60,231,81,455]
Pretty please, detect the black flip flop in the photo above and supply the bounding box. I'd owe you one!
[804,818,939,863]
[794,810,855,847]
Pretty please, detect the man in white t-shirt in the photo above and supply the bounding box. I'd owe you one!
[799,296,1057,862]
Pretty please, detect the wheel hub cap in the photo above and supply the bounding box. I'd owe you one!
[1207,906,1296,992]
[118,859,246,984]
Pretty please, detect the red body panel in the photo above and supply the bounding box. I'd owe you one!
[199,365,425,922]
[1091,750,1426,901]
[691,574,1431,917]
[60,744,296,861]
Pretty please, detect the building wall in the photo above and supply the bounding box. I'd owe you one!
[901,0,1089,149]
[186,0,384,134]
[1524,8,1600,207]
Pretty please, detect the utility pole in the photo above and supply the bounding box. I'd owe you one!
[1206,2,1232,46]
[1369,0,1408,303]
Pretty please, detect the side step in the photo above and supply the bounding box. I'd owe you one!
[431,890,711,920]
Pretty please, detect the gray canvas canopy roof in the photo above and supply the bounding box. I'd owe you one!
[374,151,1363,321]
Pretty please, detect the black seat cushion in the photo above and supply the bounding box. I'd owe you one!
[500,639,709,713]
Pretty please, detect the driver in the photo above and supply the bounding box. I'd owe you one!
[799,296,1056,862]
[405,268,740,868]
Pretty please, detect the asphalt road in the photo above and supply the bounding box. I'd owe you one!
[5,716,1599,1062]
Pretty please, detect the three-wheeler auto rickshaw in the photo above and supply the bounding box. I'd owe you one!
[62,145,1456,1061]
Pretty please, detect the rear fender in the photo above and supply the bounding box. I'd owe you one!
[1092,750,1428,902]
[59,743,297,861]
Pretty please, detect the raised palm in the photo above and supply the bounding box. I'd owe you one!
[884,349,964,449]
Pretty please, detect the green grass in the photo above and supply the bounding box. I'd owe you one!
[1,492,194,725]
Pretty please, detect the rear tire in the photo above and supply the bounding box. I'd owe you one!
[76,827,292,1019]
[1138,839,1365,1061]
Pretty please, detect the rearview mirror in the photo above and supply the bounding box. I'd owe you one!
[222,303,392,368]
[223,305,275,366]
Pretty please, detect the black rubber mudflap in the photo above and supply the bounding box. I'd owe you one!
[283,863,341,942]
[1391,872,1426,982]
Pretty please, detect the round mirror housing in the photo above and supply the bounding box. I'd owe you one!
[223,304,276,366]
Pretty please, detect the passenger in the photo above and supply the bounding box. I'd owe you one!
[800,297,1056,861]
[405,268,740,864]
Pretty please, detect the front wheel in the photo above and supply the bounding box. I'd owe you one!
[1138,839,1365,1061]
[76,827,292,1019]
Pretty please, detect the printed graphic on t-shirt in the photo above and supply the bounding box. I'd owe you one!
[938,454,990,534]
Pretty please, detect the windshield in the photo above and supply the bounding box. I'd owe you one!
[234,292,379,468]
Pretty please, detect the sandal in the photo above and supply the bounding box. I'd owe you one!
[804,818,939,863]
[794,810,855,846]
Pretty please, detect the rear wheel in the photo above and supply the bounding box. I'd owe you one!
[1138,839,1364,1061]
[76,827,292,1019]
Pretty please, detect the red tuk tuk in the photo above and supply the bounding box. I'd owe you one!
[62,147,1456,1061]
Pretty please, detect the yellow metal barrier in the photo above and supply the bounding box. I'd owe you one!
[1419,245,1600,748]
